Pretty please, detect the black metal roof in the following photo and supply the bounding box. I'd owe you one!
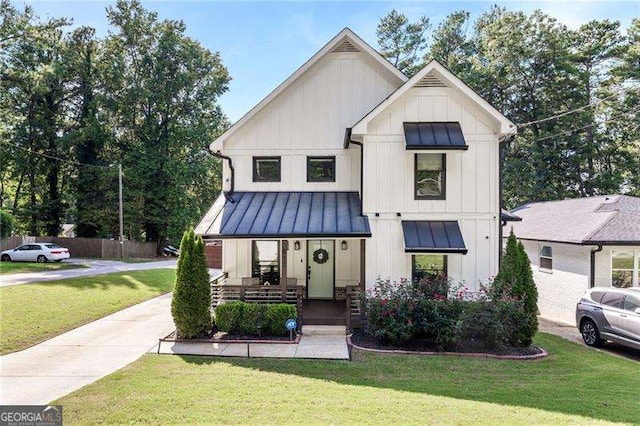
[402,221,468,253]
[210,192,371,238]
[403,122,468,150]
[501,209,522,222]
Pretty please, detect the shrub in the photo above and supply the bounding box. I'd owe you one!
[0,210,17,239]
[214,301,244,333]
[455,300,524,351]
[171,228,212,339]
[264,304,298,336]
[214,302,297,337]
[493,229,539,346]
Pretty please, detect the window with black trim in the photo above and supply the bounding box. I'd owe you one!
[415,154,445,199]
[539,245,553,271]
[252,240,279,285]
[253,157,281,182]
[412,254,447,282]
[307,156,335,182]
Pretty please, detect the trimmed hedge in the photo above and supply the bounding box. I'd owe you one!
[215,302,297,337]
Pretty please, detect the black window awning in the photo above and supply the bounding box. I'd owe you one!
[402,221,468,254]
[403,122,468,150]
[196,192,371,239]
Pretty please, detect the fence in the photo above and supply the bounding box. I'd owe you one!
[0,236,158,259]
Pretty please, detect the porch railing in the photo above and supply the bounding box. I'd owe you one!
[345,285,362,330]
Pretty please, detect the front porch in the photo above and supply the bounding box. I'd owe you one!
[210,274,361,329]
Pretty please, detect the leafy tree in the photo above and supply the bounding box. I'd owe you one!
[102,0,229,243]
[377,9,430,76]
[171,227,211,338]
[427,11,473,75]
[0,210,17,238]
[493,230,538,346]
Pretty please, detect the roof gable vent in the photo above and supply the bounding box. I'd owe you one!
[414,72,447,88]
[332,38,360,53]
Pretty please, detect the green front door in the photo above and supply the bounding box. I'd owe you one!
[307,240,334,299]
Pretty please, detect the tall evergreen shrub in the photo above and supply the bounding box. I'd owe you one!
[493,229,538,346]
[171,227,212,338]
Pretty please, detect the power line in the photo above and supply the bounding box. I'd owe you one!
[0,140,112,169]
[517,84,640,129]
[527,104,640,145]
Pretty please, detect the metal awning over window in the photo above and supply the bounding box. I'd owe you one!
[195,192,371,239]
[403,122,468,150]
[401,221,467,253]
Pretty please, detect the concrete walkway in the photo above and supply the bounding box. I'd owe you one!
[155,335,349,360]
[0,259,181,287]
[0,293,175,405]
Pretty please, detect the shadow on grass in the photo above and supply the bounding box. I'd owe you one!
[179,333,639,424]
[21,269,175,292]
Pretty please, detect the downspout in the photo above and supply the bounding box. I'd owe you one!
[345,128,364,215]
[590,245,603,288]
[207,147,235,202]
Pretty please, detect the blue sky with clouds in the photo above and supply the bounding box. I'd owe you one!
[15,1,640,122]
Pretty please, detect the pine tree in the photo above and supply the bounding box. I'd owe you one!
[171,227,212,338]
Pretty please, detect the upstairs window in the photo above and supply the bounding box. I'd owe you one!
[307,156,336,182]
[253,157,281,182]
[539,245,553,271]
[415,154,445,200]
[412,254,447,283]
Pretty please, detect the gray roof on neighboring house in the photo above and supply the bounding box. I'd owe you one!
[507,195,640,245]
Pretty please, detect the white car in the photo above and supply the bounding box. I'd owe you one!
[0,243,71,263]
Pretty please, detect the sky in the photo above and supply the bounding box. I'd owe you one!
[14,0,640,122]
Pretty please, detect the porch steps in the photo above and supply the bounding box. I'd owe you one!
[301,325,346,336]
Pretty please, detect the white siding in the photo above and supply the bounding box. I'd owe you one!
[365,216,499,291]
[362,86,501,290]
[594,246,640,287]
[222,238,360,288]
[520,240,591,325]
[220,52,401,193]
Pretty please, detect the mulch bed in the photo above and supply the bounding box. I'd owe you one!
[349,329,544,358]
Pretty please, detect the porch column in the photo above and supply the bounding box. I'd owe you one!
[280,240,288,300]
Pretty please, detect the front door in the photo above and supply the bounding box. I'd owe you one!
[307,240,334,299]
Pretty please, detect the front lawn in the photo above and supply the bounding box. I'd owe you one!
[0,269,175,354]
[57,333,639,424]
[0,261,87,275]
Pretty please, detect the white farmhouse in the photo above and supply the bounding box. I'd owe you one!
[196,28,515,325]
[506,195,640,325]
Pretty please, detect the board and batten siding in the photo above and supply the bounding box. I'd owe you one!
[222,238,360,289]
[220,52,402,193]
[362,86,501,290]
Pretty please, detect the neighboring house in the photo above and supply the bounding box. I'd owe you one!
[506,195,640,325]
[196,28,515,324]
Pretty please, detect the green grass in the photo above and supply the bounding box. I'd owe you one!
[0,261,88,275]
[0,269,175,354]
[56,333,639,425]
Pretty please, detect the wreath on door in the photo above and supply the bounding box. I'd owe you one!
[312,248,329,264]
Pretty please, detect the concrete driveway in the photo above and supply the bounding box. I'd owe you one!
[0,293,175,405]
[539,318,640,362]
[0,258,178,287]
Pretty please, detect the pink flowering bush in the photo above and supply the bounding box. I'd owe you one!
[361,276,529,350]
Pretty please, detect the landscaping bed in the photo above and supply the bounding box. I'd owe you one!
[161,329,299,344]
[349,328,545,358]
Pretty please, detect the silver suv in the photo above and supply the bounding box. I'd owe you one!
[576,287,640,350]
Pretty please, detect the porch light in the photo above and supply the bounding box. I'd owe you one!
[341,240,348,250]
[294,241,301,251]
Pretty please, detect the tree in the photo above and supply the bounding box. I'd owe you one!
[493,229,538,346]
[102,0,230,243]
[427,11,473,76]
[171,227,211,338]
[0,210,17,238]
[377,9,430,76]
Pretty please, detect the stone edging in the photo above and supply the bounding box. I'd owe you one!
[346,335,548,360]
[159,331,301,345]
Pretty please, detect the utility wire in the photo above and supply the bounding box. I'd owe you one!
[517,84,640,129]
[527,104,640,145]
[0,139,113,169]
